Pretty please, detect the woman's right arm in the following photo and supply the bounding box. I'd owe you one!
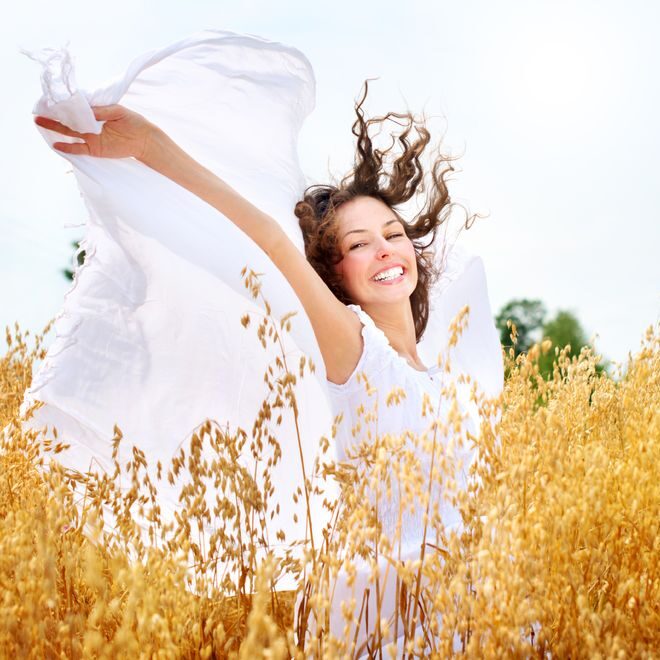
[144,127,364,383]
[35,105,363,384]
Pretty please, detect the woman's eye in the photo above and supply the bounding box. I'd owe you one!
[349,233,402,250]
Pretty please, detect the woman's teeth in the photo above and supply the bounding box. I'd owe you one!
[373,266,404,282]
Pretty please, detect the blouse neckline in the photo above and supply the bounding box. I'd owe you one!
[347,304,442,378]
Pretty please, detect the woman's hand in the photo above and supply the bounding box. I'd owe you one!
[34,105,156,161]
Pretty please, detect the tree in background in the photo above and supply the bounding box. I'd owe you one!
[495,299,548,357]
[63,240,85,281]
[495,298,608,379]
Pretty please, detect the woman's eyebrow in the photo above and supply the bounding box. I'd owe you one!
[342,218,401,240]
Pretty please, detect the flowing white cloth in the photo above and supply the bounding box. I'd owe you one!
[23,32,330,554]
[22,28,503,631]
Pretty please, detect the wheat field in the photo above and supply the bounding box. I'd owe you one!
[1,292,658,657]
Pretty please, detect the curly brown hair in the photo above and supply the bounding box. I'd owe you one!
[294,81,477,342]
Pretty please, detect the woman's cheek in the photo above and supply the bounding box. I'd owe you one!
[337,256,358,294]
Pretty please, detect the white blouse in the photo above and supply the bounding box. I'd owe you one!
[327,304,481,550]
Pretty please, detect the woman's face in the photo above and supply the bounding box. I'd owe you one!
[333,196,418,306]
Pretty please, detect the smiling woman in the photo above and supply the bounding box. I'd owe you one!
[24,29,504,655]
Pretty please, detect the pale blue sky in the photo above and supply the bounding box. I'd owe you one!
[2,0,658,371]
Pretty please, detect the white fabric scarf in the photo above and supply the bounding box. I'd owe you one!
[22,30,503,576]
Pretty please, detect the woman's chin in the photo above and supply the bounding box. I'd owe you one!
[362,285,416,306]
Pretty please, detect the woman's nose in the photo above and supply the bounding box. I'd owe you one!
[375,237,392,258]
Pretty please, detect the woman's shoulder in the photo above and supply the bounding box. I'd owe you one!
[325,304,398,392]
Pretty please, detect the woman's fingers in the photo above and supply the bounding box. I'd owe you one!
[34,115,84,138]
[36,104,136,158]
[35,116,96,156]
[53,141,90,156]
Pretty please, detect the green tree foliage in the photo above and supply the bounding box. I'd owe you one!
[495,299,547,356]
[63,239,85,281]
[495,298,608,380]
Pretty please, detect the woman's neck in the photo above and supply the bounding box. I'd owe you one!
[361,299,426,371]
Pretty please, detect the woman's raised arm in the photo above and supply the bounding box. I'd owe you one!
[34,105,363,384]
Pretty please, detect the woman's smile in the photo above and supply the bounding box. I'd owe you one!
[370,264,407,285]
